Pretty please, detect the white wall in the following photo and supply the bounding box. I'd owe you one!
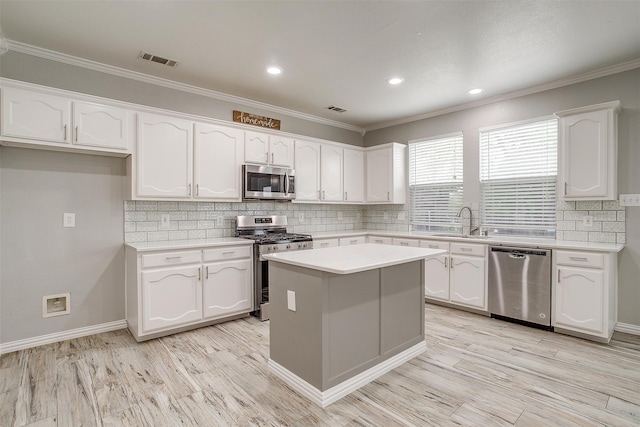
[364,68,640,327]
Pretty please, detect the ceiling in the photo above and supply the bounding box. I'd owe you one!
[1,1,639,132]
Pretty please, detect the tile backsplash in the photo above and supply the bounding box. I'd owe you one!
[124,199,624,244]
[124,201,364,243]
[556,200,626,244]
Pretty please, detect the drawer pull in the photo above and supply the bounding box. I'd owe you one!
[165,256,182,261]
[428,244,438,249]
[75,126,78,142]
[400,242,409,246]
[557,269,561,283]
[569,256,588,262]
[350,240,358,244]
[222,251,236,255]
[375,239,383,243]
[321,243,329,247]
[205,266,209,279]
[198,267,201,281]
[444,257,448,269]
[461,248,472,252]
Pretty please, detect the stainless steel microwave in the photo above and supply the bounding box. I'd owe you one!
[243,164,296,201]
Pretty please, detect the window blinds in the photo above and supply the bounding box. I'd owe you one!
[409,133,463,231]
[480,118,557,235]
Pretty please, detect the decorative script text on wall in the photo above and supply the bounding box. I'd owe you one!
[233,110,281,130]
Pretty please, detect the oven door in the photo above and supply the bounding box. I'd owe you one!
[243,164,295,200]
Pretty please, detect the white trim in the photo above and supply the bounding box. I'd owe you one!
[408,131,463,145]
[268,341,426,407]
[0,320,127,355]
[6,40,364,134]
[615,322,640,336]
[365,58,640,132]
[478,114,557,133]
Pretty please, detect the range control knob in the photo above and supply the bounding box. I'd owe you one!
[286,244,291,249]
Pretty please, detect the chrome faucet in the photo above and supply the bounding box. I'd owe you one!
[456,206,478,235]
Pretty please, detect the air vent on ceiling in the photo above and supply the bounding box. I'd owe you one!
[326,105,348,113]
[138,51,179,68]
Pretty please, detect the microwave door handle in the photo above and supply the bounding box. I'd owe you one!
[285,172,290,195]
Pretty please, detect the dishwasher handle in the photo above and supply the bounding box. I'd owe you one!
[509,253,527,259]
[490,246,550,257]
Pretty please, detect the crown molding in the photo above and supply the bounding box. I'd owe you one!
[6,40,365,134]
[365,58,640,132]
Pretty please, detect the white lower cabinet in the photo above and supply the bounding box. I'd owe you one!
[420,240,487,310]
[339,236,367,246]
[553,250,616,342]
[203,259,252,320]
[141,265,202,332]
[367,236,392,245]
[126,242,253,341]
[314,238,340,248]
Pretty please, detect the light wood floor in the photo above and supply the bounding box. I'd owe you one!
[2,304,640,426]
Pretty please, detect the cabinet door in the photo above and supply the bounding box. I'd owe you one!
[244,131,269,164]
[141,265,202,332]
[449,255,486,309]
[203,260,252,319]
[73,101,129,150]
[424,255,450,301]
[1,87,70,143]
[194,123,243,200]
[321,145,343,201]
[294,140,321,201]
[343,148,364,202]
[561,109,610,199]
[269,136,294,168]
[555,266,604,334]
[366,147,392,202]
[137,113,193,198]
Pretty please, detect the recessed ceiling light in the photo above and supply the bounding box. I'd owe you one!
[387,77,404,85]
[468,88,483,95]
[267,66,282,75]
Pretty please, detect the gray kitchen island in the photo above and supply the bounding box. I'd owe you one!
[263,243,445,407]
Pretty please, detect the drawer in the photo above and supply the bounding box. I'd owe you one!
[420,240,450,251]
[142,250,201,268]
[368,236,392,245]
[392,238,420,247]
[450,242,486,257]
[314,238,339,248]
[203,245,252,262]
[555,250,604,269]
[339,236,366,246]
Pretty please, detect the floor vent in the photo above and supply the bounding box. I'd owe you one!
[326,105,348,113]
[138,51,179,68]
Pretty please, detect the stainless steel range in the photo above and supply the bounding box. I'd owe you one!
[236,215,312,320]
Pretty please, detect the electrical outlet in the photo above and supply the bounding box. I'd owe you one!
[582,215,593,227]
[338,211,343,220]
[620,194,640,206]
[397,212,405,220]
[383,212,389,220]
[160,214,170,229]
[298,212,304,223]
[287,290,296,311]
[63,213,75,228]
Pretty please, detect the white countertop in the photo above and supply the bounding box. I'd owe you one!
[311,230,624,253]
[263,243,446,275]
[125,237,253,252]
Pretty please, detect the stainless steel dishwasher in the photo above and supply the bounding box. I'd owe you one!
[488,246,552,329]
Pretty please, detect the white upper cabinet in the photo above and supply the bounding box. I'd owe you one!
[1,86,131,154]
[366,143,406,204]
[1,87,70,143]
[555,101,621,201]
[343,148,364,203]
[320,144,343,201]
[244,131,294,168]
[294,140,321,201]
[137,113,193,198]
[194,123,243,200]
[73,101,129,150]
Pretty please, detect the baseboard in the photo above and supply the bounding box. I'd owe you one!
[615,322,640,336]
[0,319,128,355]
[268,341,426,408]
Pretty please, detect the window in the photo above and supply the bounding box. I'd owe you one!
[480,117,557,238]
[409,133,463,232]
